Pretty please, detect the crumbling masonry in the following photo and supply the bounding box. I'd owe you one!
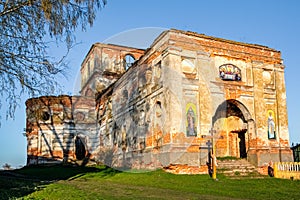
[26,29,293,173]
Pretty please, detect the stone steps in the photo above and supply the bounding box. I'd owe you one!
[217,158,265,178]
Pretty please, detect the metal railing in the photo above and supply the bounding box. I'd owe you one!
[274,162,300,180]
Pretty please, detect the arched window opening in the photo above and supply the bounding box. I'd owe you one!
[124,54,135,70]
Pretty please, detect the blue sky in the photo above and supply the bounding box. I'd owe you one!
[1,0,299,168]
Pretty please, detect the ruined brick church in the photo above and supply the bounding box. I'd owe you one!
[25,29,293,172]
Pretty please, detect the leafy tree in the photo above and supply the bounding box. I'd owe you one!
[0,0,106,121]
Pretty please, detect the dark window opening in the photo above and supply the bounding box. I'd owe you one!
[41,111,50,121]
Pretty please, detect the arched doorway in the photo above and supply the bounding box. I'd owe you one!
[212,99,253,159]
[75,136,87,160]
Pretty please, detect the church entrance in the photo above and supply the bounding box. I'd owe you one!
[238,130,247,158]
[230,129,247,158]
[212,99,252,159]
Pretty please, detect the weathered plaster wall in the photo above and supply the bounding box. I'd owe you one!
[26,96,96,165]
[25,29,293,171]
[95,30,292,170]
[80,44,145,97]
[168,30,292,166]
[95,37,168,169]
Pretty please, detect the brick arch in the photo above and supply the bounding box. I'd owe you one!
[212,99,252,124]
[212,99,255,159]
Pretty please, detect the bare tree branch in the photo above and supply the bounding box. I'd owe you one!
[0,0,106,122]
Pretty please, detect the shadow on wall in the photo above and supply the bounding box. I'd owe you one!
[26,95,96,166]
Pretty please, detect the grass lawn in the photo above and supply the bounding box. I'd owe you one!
[1,165,300,200]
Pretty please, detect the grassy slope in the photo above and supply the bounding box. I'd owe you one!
[1,165,300,200]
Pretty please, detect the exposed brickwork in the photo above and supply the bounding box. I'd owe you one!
[170,29,282,64]
[26,95,96,165]
[25,29,293,174]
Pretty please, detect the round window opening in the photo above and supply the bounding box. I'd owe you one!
[41,111,50,121]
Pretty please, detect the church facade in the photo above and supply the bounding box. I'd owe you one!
[25,29,293,172]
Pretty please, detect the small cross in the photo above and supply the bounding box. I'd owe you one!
[206,140,212,151]
[205,140,213,166]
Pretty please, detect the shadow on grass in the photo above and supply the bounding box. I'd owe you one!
[0,164,120,200]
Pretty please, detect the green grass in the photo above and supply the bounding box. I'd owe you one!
[217,156,242,161]
[1,165,300,200]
